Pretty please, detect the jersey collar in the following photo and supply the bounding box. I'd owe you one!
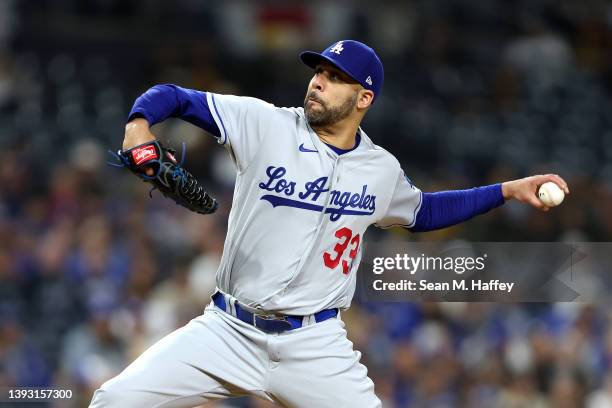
[297,107,374,158]
[323,132,361,155]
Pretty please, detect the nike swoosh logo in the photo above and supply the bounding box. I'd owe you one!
[299,143,318,153]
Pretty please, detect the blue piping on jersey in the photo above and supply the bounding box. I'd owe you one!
[410,190,423,227]
[211,93,229,146]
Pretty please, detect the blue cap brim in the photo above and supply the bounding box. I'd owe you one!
[299,51,361,85]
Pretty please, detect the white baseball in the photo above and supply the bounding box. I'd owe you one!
[538,181,565,207]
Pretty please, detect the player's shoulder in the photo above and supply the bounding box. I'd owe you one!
[211,93,301,120]
[358,130,403,170]
[210,93,275,110]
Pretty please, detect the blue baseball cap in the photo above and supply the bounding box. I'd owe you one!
[300,40,384,102]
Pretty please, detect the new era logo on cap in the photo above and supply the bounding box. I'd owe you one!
[299,40,384,103]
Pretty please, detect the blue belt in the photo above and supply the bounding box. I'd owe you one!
[212,291,338,333]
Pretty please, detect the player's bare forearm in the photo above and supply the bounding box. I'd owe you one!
[501,174,570,211]
[123,118,157,150]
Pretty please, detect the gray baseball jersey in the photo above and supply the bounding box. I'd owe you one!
[90,93,414,408]
[206,93,422,315]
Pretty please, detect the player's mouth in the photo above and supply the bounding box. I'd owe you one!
[307,97,323,106]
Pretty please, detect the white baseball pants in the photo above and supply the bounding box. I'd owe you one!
[89,303,381,407]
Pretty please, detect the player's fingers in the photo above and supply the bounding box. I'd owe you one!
[553,175,570,194]
[527,194,547,210]
[530,194,551,211]
[136,167,154,177]
[531,175,549,190]
[545,174,570,194]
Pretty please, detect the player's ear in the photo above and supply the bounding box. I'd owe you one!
[357,89,374,110]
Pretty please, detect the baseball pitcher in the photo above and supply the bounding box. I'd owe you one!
[90,40,569,407]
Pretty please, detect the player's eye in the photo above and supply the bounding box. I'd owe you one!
[313,67,342,82]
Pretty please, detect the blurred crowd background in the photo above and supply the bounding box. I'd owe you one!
[1,1,612,407]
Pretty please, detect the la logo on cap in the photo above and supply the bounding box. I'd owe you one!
[366,76,373,85]
[329,41,344,55]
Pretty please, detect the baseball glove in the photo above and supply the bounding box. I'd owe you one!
[108,140,218,215]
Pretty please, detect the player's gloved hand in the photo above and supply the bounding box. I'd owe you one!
[108,140,219,215]
[501,174,569,211]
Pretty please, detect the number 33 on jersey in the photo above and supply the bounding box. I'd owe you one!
[324,227,360,275]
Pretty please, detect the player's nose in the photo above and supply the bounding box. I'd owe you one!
[311,73,325,92]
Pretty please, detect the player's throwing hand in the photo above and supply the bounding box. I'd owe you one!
[501,174,570,211]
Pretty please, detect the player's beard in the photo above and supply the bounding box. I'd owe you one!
[304,91,358,127]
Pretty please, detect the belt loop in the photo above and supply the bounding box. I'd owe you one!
[228,296,237,317]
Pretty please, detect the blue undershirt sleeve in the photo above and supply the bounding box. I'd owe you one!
[410,184,505,232]
[127,84,221,138]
